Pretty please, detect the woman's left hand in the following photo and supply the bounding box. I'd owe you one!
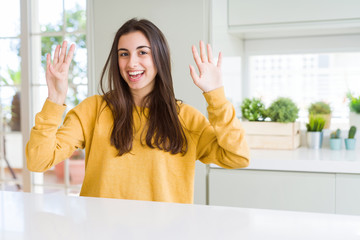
[189,41,223,92]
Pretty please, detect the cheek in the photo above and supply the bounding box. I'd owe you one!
[118,61,126,74]
[146,60,157,73]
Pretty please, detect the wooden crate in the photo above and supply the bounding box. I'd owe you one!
[241,121,301,150]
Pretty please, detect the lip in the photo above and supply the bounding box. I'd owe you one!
[127,70,145,82]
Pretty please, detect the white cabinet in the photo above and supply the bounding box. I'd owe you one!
[209,168,336,213]
[194,161,207,205]
[228,0,360,26]
[227,0,360,38]
[336,174,360,215]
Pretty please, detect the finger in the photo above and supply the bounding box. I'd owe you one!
[217,51,222,68]
[189,65,199,83]
[59,41,68,63]
[199,41,208,63]
[53,45,60,64]
[46,54,52,77]
[207,44,213,63]
[65,44,76,64]
[192,45,202,69]
[46,53,51,67]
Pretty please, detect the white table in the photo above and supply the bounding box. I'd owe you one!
[1,191,360,240]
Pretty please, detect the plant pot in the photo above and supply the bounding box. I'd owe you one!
[349,112,360,148]
[329,138,341,150]
[54,159,85,184]
[55,161,65,183]
[345,138,356,150]
[307,131,323,149]
[69,160,85,185]
[241,121,300,149]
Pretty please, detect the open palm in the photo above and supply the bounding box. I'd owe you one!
[189,41,223,93]
[46,41,75,105]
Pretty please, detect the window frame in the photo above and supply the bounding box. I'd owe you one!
[14,0,94,193]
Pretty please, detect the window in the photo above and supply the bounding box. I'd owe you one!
[30,0,88,195]
[0,0,89,195]
[248,52,360,127]
[220,35,360,129]
[0,0,22,191]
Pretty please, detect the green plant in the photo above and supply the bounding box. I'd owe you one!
[0,67,21,131]
[347,92,360,114]
[267,97,299,123]
[240,97,267,121]
[348,126,357,139]
[330,129,341,139]
[308,101,331,115]
[306,115,325,132]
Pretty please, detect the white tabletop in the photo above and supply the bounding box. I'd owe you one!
[211,147,360,174]
[1,191,360,240]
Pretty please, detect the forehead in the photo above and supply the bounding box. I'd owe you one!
[117,31,150,49]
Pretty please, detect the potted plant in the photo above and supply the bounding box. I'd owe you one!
[240,97,267,121]
[308,101,332,129]
[347,92,360,148]
[306,115,325,149]
[345,126,357,150]
[240,97,300,149]
[329,128,341,150]
[267,97,299,123]
[0,68,21,131]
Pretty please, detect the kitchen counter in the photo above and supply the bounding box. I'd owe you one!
[211,147,360,173]
[2,191,360,240]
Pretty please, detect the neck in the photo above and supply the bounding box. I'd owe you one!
[131,91,145,107]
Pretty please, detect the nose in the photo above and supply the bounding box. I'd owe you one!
[128,54,139,68]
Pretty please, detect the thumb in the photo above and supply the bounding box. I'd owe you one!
[189,65,199,83]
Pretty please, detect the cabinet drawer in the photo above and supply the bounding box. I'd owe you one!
[209,169,335,213]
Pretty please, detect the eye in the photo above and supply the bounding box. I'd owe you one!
[119,52,128,57]
[139,51,148,55]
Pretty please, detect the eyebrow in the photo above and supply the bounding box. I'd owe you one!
[117,46,151,52]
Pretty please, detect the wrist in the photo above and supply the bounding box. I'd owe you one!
[47,96,66,105]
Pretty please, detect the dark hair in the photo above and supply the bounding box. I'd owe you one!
[100,18,188,156]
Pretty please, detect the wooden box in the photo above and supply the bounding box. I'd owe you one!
[241,121,301,150]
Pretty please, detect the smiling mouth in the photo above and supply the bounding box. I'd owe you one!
[128,71,144,81]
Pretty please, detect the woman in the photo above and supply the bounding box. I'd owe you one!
[26,18,249,204]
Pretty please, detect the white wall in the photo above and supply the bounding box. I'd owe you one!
[91,0,210,114]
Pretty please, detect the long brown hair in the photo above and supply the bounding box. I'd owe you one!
[100,18,188,156]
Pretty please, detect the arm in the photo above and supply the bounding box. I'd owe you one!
[26,41,80,172]
[196,87,250,168]
[189,41,250,168]
[26,100,85,172]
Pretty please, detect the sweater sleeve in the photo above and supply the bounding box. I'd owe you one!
[196,87,250,169]
[26,99,86,172]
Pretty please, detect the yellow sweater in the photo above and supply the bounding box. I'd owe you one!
[26,87,250,203]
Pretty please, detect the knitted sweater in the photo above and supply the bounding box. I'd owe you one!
[26,87,250,203]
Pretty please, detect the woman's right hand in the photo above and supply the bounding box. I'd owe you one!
[46,41,75,105]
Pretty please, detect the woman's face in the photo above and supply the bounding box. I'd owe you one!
[117,31,157,99]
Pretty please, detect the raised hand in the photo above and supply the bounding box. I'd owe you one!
[46,41,75,105]
[189,41,223,93]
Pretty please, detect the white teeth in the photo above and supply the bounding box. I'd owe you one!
[129,71,144,76]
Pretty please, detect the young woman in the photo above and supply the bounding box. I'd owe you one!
[26,18,249,204]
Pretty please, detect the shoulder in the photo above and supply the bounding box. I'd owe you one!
[71,95,107,115]
[75,95,105,108]
[178,101,209,129]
